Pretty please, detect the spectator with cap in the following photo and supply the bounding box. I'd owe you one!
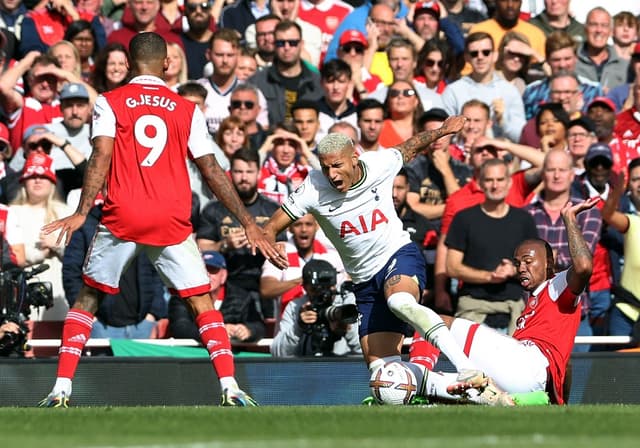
[587,96,639,175]
[168,251,228,339]
[323,0,409,64]
[5,152,71,320]
[567,115,598,174]
[0,121,20,204]
[575,7,628,93]
[336,29,383,98]
[614,77,640,154]
[572,142,620,343]
[63,196,167,339]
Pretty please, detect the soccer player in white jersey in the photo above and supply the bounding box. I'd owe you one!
[436,199,597,405]
[38,32,287,408]
[263,121,513,405]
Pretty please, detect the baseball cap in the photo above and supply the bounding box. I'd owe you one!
[414,1,441,19]
[418,108,449,128]
[20,152,56,184]
[568,115,596,134]
[339,30,368,48]
[588,96,616,113]
[22,124,49,144]
[202,251,226,269]
[585,142,613,166]
[59,83,90,101]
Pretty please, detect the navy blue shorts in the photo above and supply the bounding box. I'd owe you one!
[354,242,427,338]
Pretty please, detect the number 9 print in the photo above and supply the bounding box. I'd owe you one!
[135,115,168,167]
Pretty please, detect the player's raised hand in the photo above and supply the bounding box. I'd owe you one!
[41,213,87,246]
[441,115,466,135]
[244,223,289,269]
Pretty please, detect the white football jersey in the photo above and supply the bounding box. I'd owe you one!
[281,148,411,283]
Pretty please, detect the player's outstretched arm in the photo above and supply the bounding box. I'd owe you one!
[41,136,114,245]
[195,154,288,269]
[395,115,466,163]
[561,198,597,295]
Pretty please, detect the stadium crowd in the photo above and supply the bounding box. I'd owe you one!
[1,0,640,360]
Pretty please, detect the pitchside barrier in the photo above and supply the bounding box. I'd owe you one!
[1,336,639,406]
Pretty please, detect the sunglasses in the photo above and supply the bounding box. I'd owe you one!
[273,137,299,148]
[27,139,53,153]
[230,100,255,110]
[389,88,416,98]
[185,2,212,12]
[424,58,444,68]
[341,44,365,54]
[275,39,301,48]
[469,49,492,58]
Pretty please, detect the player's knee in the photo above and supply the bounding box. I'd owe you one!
[74,286,101,314]
[387,292,418,322]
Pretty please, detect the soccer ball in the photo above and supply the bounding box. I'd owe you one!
[369,361,417,405]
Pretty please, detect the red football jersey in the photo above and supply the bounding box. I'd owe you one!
[512,270,581,404]
[92,76,212,246]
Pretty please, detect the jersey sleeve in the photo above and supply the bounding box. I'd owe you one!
[281,175,317,220]
[188,105,214,159]
[360,147,404,179]
[91,95,116,139]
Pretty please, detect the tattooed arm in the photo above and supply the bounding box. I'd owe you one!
[194,154,288,269]
[41,136,113,245]
[561,198,598,295]
[395,115,466,163]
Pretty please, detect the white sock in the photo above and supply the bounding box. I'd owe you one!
[424,371,463,401]
[219,376,238,391]
[387,292,475,371]
[52,378,72,396]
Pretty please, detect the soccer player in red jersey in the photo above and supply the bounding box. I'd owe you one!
[438,198,597,405]
[38,32,287,408]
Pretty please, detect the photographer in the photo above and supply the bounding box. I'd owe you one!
[271,260,361,357]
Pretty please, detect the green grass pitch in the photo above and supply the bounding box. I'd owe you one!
[1,405,638,447]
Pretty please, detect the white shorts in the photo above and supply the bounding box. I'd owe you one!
[83,224,210,298]
[450,318,549,394]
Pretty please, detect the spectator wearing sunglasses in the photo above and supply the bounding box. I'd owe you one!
[337,29,383,98]
[369,38,444,112]
[180,0,216,80]
[415,40,453,95]
[468,0,546,63]
[248,20,322,127]
[229,84,268,152]
[378,79,424,149]
[442,32,526,142]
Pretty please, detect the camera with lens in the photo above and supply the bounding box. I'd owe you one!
[0,263,53,356]
[300,260,358,356]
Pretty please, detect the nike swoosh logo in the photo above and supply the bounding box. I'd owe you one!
[329,204,342,212]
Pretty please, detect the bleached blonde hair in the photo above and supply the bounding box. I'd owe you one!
[317,133,354,156]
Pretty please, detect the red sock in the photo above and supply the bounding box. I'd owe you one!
[409,330,441,371]
[196,310,234,379]
[56,309,94,379]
